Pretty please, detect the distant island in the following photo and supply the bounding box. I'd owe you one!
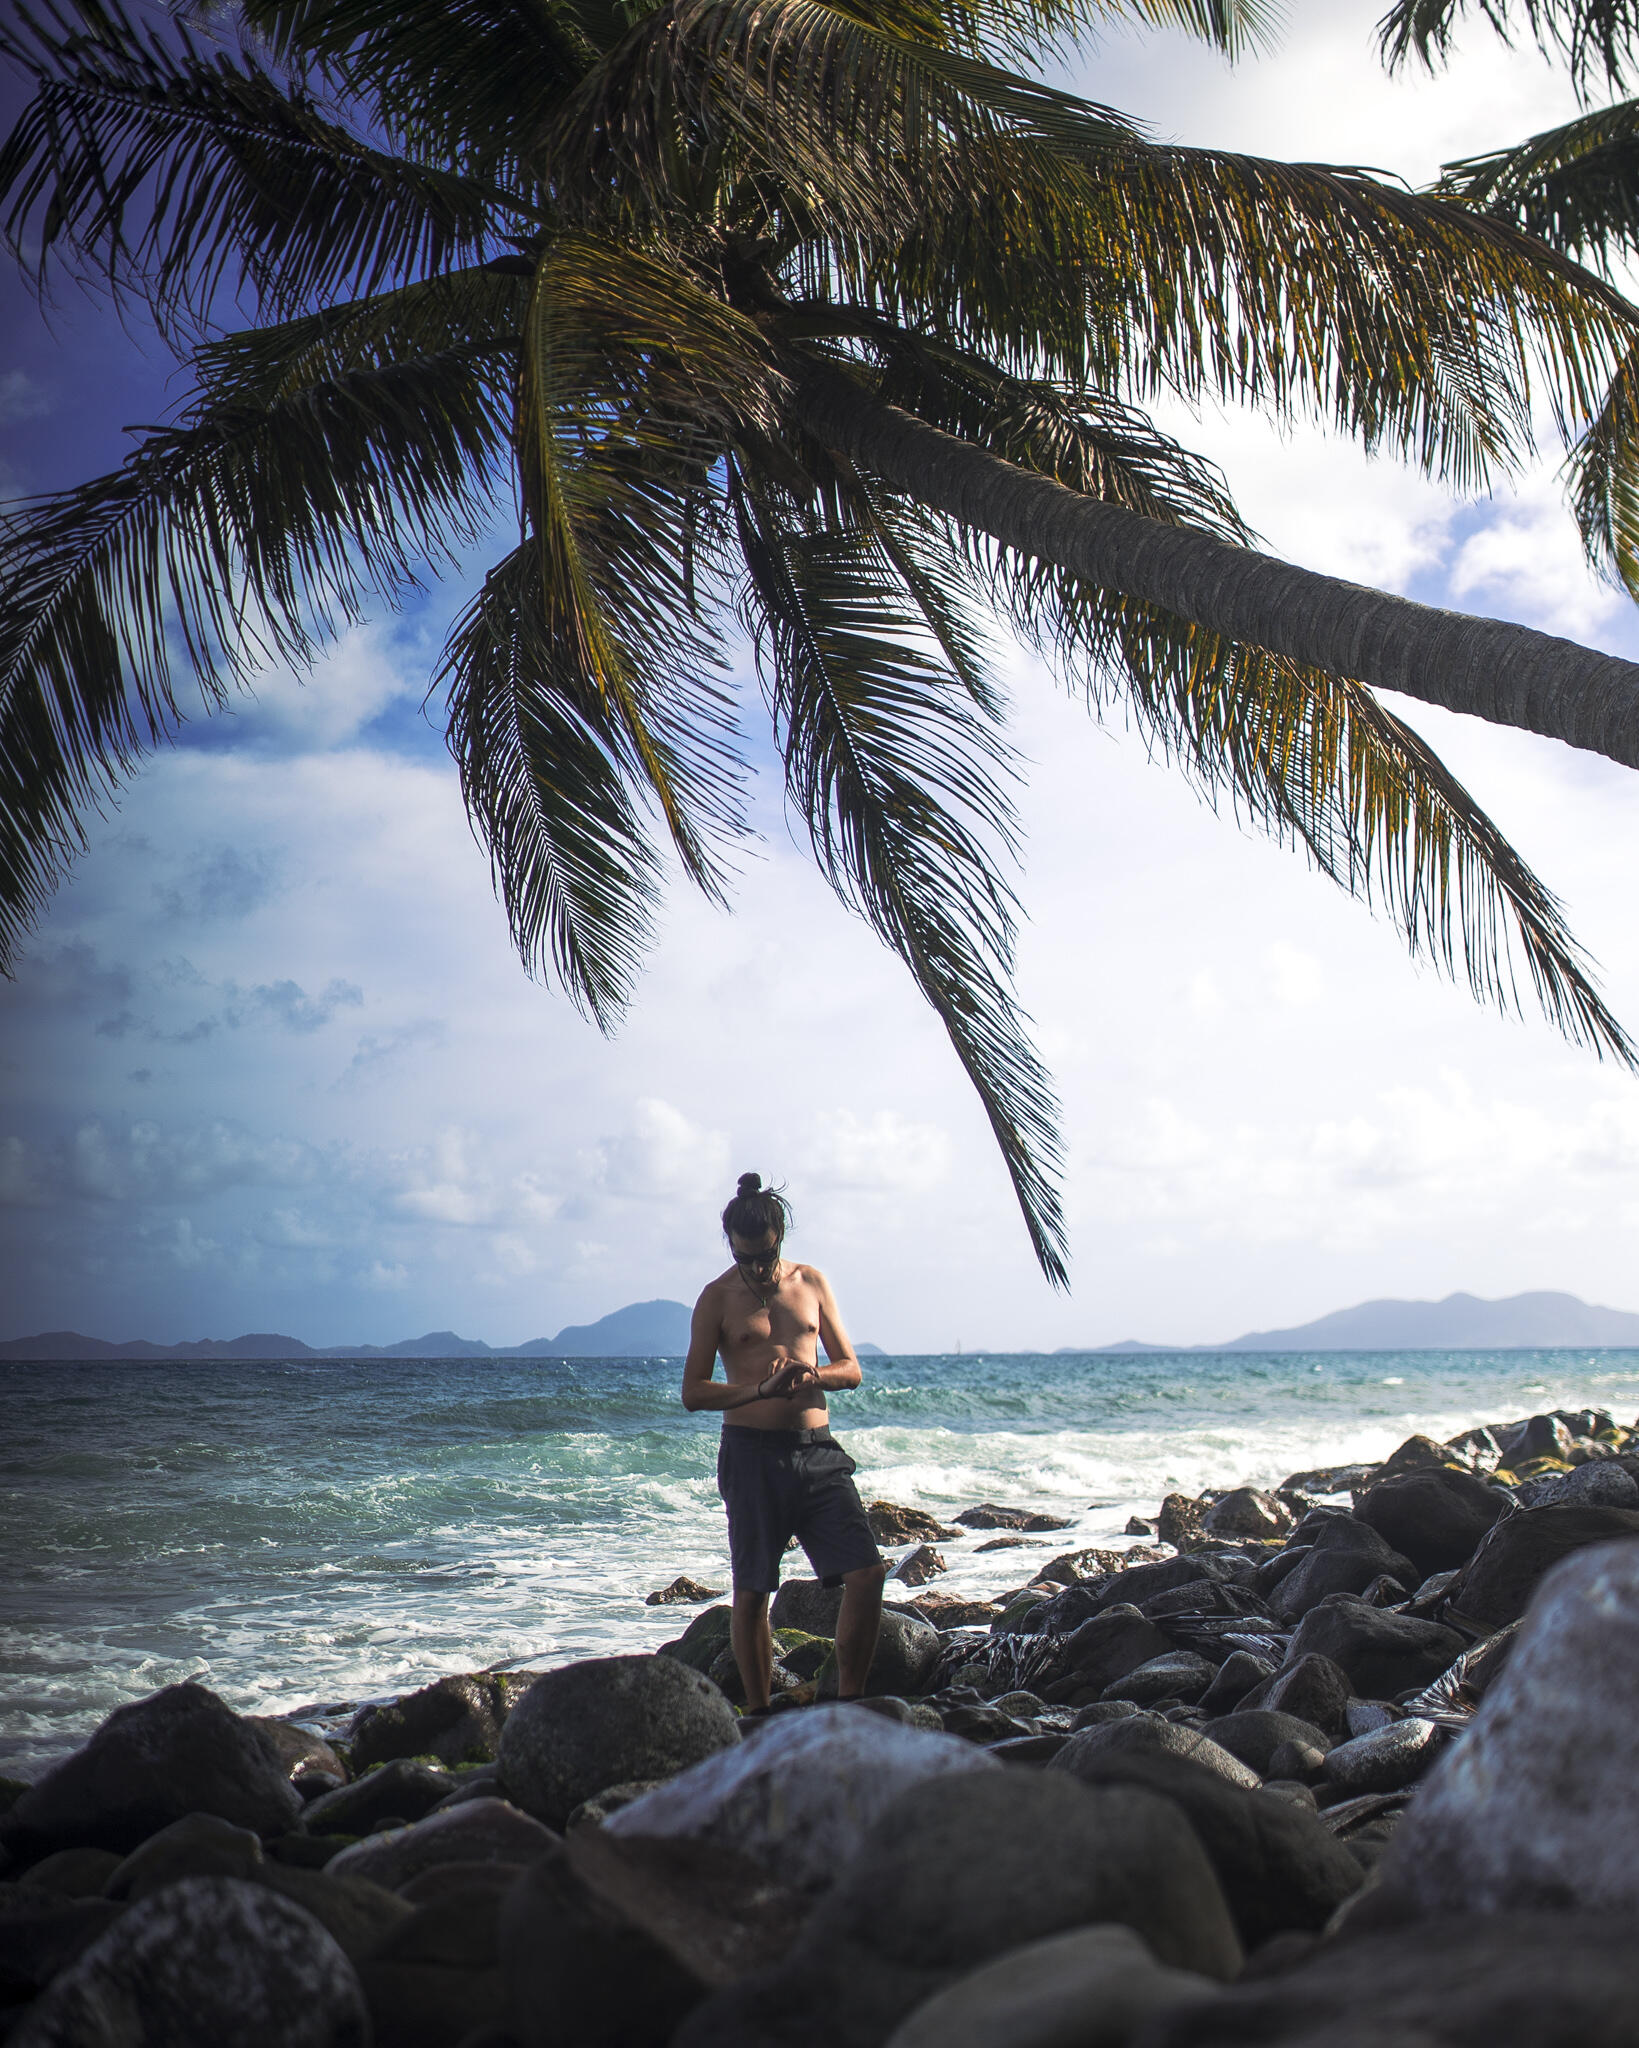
[1079,1289,1639,1353]
[0,1299,889,1362]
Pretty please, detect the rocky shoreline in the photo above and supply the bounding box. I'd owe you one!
[5,1401,1639,2045]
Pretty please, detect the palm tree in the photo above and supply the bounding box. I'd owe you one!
[3,0,1637,1281]
[1391,0,1639,601]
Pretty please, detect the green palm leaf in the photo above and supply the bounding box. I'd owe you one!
[1380,0,1639,93]
[1438,97,1639,269]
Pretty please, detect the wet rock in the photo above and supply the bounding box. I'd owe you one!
[1344,1700,1397,1738]
[1377,1434,1470,1480]
[1043,1606,1175,1699]
[940,1699,1034,1744]
[326,1797,558,1891]
[888,1545,946,1588]
[10,1874,368,2047]
[1283,1601,1465,1701]
[254,1865,415,1965]
[15,1848,123,1897]
[1263,1740,1326,1783]
[1135,1911,1639,2048]
[301,1759,457,1837]
[349,1673,511,1773]
[1203,1489,1293,1540]
[1518,1461,1639,1509]
[903,1594,1001,1628]
[867,1502,963,1544]
[1377,1539,1639,1914]
[105,1811,264,1900]
[954,1504,1072,1532]
[1037,1554,1249,1636]
[0,1683,302,1860]
[1279,1463,1378,1498]
[1070,1701,1143,1731]
[249,1721,349,1798]
[500,1655,738,1831]
[566,1779,667,1828]
[657,1604,737,1673]
[883,1923,1218,2048]
[675,1768,1242,2048]
[1258,1655,1354,1742]
[1497,1414,1575,1467]
[1203,1711,1333,1775]
[1157,1494,1208,1552]
[1446,1502,1639,1628]
[1038,1548,1125,1586]
[973,1534,1044,1552]
[1103,1652,1217,1707]
[646,1577,726,1606]
[815,1610,942,1698]
[769,1579,845,1635]
[1125,1517,1157,1536]
[605,1704,994,1889]
[989,1587,1053,1634]
[1321,1718,1439,1796]
[1056,1747,1364,1946]
[1269,1523,1419,1623]
[1051,1715,1261,1791]
[1197,1651,1278,1717]
[1356,1467,1509,1576]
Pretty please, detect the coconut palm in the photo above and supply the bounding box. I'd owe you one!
[3,0,1637,1279]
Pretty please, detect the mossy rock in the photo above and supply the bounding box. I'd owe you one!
[1514,1457,1574,1480]
[657,1604,735,1673]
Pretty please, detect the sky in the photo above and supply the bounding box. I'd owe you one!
[2,0,1638,1352]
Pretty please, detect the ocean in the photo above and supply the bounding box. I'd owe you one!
[5,1346,1638,1774]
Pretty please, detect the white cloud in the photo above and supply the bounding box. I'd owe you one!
[807,1109,955,1193]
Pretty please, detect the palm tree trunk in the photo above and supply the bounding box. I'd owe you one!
[793,364,1639,772]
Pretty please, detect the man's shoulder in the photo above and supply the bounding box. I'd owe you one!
[696,1266,738,1305]
[789,1260,827,1288]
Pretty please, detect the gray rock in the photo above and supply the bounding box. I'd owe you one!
[0,1896,124,1998]
[1269,1523,1419,1623]
[1202,1489,1292,1540]
[770,1579,845,1634]
[1052,1746,1364,1947]
[9,1875,368,2047]
[1102,1653,1217,1707]
[300,1757,456,1836]
[1197,1651,1277,1717]
[889,1545,947,1587]
[1264,1740,1326,1783]
[1039,1554,1253,1635]
[105,1811,264,1900]
[1136,1911,1639,2048]
[658,1605,737,1672]
[1344,1701,1397,1738]
[674,1768,1242,2048]
[1356,1468,1508,1576]
[1376,1539,1639,1914]
[816,1611,942,1699]
[1519,1461,1639,1509]
[0,1684,302,1860]
[883,1923,1217,2048]
[565,1779,668,1828]
[604,1704,997,1891]
[1051,1715,1261,1791]
[254,1865,415,1965]
[1202,1711,1332,1775]
[1282,1602,1464,1701]
[1498,1413,1575,1466]
[348,1673,511,1772]
[325,1796,557,1891]
[1049,1606,1175,1697]
[1069,1700,1143,1730]
[954,1504,1072,1531]
[246,1721,348,1798]
[1446,1503,1639,1629]
[13,1848,124,1897]
[1322,1718,1439,1796]
[500,1655,739,1830]
[1258,1654,1354,1741]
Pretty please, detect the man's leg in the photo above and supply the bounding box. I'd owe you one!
[731,1587,775,1711]
[833,1559,887,1699]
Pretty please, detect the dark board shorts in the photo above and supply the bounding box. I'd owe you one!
[716,1424,882,1593]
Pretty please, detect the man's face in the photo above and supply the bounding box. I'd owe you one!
[730,1230,782,1288]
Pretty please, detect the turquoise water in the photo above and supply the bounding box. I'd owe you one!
[4,1347,1637,1771]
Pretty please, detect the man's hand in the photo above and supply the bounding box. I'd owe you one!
[761,1359,819,1400]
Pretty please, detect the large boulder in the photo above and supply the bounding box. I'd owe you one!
[1320,1717,1440,1797]
[1356,1467,1509,1576]
[1257,1654,1355,1742]
[1202,1710,1334,1775]
[348,1673,511,1771]
[1375,1539,1639,1914]
[1202,1489,1292,1540]
[9,1876,368,2047]
[1050,1716,1260,1792]
[1282,1600,1465,1701]
[325,1796,558,1891]
[769,1580,844,1635]
[1136,1912,1639,2048]
[816,1611,942,1699]
[1046,1606,1175,1698]
[675,1768,1242,2048]
[299,1758,456,1836]
[1053,1747,1364,1947]
[245,1721,348,1798]
[0,1684,302,1860]
[659,1605,736,1673]
[1443,1504,1639,1628]
[604,1705,996,1891]
[253,1865,415,1966]
[883,1924,1217,2048]
[1268,1522,1418,1623]
[105,1812,264,1900]
[499,1656,738,1830]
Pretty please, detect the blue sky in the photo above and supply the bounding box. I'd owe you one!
[3,1,1638,1350]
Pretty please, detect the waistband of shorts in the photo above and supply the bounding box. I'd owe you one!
[719,1423,835,1448]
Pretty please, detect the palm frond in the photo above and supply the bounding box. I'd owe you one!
[441,544,669,1027]
[1437,98,1639,268]
[0,0,502,321]
[728,465,1069,1283]
[0,337,509,968]
[1379,0,1639,93]
[1567,335,1639,593]
[996,554,1634,1062]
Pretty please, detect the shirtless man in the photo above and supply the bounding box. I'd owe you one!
[682,1172,885,1712]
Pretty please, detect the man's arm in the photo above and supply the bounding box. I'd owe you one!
[810,1268,862,1392]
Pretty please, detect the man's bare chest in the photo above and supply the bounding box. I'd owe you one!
[720,1281,821,1353]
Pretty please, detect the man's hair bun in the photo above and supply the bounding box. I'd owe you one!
[723,1172,789,1244]
[736,1171,762,1196]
